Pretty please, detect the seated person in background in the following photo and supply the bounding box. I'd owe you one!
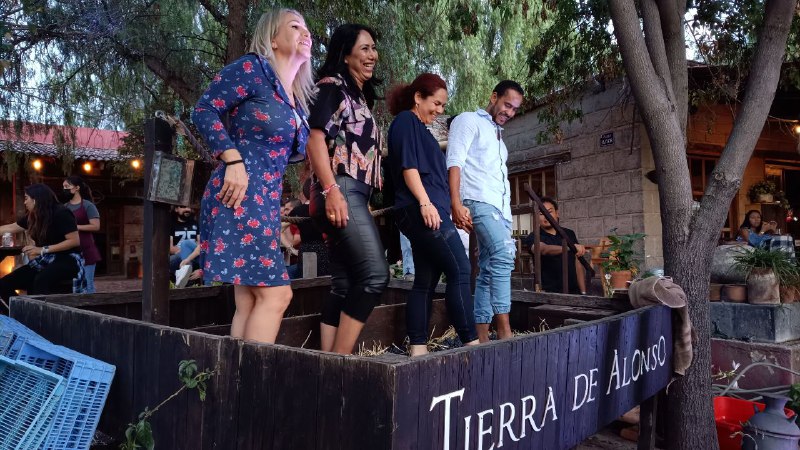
[175,241,203,288]
[737,209,778,247]
[287,179,329,278]
[0,184,83,303]
[280,199,302,260]
[169,206,198,276]
[522,197,587,295]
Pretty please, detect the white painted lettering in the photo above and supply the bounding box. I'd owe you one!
[572,373,589,411]
[631,350,641,381]
[430,388,465,450]
[498,402,519,447]
[519,395,540,438]
[621,356,632,387]
[539,386,558,430]
[477,409,495,450]
[587,368,599,402]
[606,349,621,394]
[658,336,667,366]
[641,346,651,373]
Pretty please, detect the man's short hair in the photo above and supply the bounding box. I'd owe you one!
[540,196,558,210]
[493,80,524,98]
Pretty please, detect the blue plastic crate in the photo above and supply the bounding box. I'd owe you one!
[15,340,115,450]
[0,355,65,450]
[0,315,47,359]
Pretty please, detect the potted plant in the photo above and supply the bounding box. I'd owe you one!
[601,230,646,290]
[748,180,778,203]
[733,247,797,304]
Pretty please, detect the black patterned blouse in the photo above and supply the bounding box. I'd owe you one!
[307,74,382,189]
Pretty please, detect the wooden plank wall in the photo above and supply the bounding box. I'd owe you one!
[9,295,668,450]
[391,305,672,450]
[10,298,397,450]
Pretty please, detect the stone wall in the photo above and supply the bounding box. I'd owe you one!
[504,81,664,270]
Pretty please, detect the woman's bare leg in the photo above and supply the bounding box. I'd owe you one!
[230,285,255,338]
[242,285,293,344]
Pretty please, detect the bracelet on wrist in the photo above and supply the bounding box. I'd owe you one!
[419,202,432,208]
[321,183,340,198]
[41,246,48,255]
[224,159,244,166]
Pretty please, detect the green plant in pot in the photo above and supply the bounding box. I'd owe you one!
[601,230,646,292]
[733,247,797,304]
[748,179,777,203]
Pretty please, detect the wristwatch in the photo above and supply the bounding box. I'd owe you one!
[42,246,49,255]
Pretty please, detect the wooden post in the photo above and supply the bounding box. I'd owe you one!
[302,252,317,279]
[637,393,658,450]
[142,118,174,324]
[562,239,569,294]
[533,203,542,292]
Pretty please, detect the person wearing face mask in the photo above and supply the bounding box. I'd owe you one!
[63,176,101,293]
[386,73,480,356]
[307,24,389,354]
[447,80,525,343]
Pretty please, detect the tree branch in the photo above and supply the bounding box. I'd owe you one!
[198,0,226,24]
[641,0,677,106]
[657,0,688,136]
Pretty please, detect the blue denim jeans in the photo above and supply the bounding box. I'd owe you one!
[399,232,415,275]
[463,199,515,323]
[83,263,96,294]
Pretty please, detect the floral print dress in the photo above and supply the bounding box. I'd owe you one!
[192,53,309,286]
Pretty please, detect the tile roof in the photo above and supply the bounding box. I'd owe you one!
[0,122,130,161]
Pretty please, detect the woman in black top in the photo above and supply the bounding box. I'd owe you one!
[307,24,389,354]
[0,184,82,303]
[386,73,479,356]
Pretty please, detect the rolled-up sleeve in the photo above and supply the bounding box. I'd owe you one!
[446,114,477,169]
[192,54,258,159]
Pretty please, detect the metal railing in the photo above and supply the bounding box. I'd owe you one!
[523,183,595,293]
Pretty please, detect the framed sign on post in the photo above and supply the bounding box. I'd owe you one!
[146,151,195,206]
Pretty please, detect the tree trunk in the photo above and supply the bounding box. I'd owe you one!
[609,1,797,448]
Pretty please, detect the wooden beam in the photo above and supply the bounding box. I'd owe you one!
[508,151,571,174]
[511,290,632,312]
[142,118,174,324]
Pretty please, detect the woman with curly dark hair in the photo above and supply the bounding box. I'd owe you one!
[0,183,82,303]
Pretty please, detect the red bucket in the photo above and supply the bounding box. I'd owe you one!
[714,396,796,450]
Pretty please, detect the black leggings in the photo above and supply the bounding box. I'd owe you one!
[310,175,389,325]
[0,256,79,301]
[396,205,478,345]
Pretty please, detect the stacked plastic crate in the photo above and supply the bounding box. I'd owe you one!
[0,355,65,450]
[0,316,116,450]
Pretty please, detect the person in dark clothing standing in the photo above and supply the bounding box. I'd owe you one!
[0,184,83,304]
[522,197,587,294]
[63,176,101,293]
[386,73,479,356]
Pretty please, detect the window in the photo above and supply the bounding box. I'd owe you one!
[509,167,556,274]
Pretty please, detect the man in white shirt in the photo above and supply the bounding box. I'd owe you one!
[447,80,524,342]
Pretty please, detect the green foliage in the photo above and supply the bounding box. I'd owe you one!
[601,229,646,273]
[747,180,778,201]
[120,359,215,450]
[733,247,799,286]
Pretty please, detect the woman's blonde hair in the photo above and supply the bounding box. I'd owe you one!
[249,9,316,111]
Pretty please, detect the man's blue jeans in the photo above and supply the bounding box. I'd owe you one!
[463,199,516,324]
[400,232,415,275]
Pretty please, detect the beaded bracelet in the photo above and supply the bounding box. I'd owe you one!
[224,159,244,166]
[419,202,432,208]
[321,183,340,198]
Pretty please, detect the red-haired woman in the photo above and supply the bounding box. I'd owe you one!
[385,73,479,356]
